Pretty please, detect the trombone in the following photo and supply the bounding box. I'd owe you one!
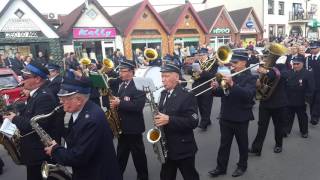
[192,62,261,96]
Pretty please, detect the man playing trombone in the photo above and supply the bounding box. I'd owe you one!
[208,53,257,177]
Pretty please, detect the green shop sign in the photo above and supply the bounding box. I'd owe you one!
[211,28,231,34]
[308,19,320,28]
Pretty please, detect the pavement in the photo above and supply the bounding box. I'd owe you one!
[1,98,320,180]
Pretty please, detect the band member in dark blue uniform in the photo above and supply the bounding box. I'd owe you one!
[110,60,149,180]
[156,63,199,180]
[250,44,289,155]
[44,77,121,180]
[285,56,314,137]
[192,48,216,130]
[306,41,320,125]
[3,61,61,180]
[46,63,63,97]
[208,53,256,178]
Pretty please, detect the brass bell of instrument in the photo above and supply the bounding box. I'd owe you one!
[265,43,288,56]
[144,48,158,61]
[79,57,91,65]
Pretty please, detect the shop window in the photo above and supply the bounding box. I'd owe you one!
[277,25,285,35]
[268,0,274,14]
[176,29,199,34]
[74,41,103,62]
[210,36,230,51]
[269,25,275,36]
[279,1,285,15]
[14,9,24,19]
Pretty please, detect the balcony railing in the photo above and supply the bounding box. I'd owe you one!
[289,11,314,22]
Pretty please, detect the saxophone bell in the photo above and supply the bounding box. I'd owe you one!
[147,128,161,143]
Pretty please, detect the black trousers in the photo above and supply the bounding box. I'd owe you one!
[160,156,199,180]
[117,134,148,180]
[197,91,213,126]
[311,91,320,118]
[287,105,308,134]
[217,120,249,171]
[0,157,3,167]
[251,106,286,152]
[27,164,42,180]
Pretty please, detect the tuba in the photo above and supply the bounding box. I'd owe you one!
[30,105,72,180]
[0,94,22,165]
[256,43,287,100]
[98,59,122,138]
[144,48,158,61]
[145,87,167,163]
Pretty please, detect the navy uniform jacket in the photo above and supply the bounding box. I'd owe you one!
[286,69,315,106]
[158,85,199,160]
[12,84,61,165]
[259,64,289,108]
[117,80,146,134]
[306,55,320,90]
[47,75,62,96]
[52,101,121,180]
[213,71,257,122]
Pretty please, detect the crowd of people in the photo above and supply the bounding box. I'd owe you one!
[0,38,319,180]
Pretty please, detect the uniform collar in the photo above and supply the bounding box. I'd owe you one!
[29,88,39,97]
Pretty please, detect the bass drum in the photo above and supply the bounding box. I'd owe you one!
[135,66,164,103]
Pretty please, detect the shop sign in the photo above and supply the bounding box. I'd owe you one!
[1,18,41,32]
[240,28,257,33]
[73,28,116,39]
[0,31,42,38]
[246,19,254,29]
[211,28,231,34]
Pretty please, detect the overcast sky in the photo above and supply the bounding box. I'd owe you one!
[0,0,205,15]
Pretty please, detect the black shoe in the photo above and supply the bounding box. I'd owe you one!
[198,124,207,131]
[301,133,308,138]
[248,149,261,156]
[208,168,226,177]
[273,146,282,153]
[232,168,246,177]
[310,117,319,125]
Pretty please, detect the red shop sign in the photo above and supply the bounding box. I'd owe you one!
[73,27,116,39]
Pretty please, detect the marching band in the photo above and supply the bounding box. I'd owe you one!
[0,40,320,180]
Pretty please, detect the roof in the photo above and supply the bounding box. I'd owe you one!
[198,5,224,30]
[159,2,208,34]
[229,7,263,32]
[58,0,117,38]
[111,0,170,36]
[0,0,59,36]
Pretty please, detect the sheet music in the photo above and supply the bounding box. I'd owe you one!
[0,118,18,138]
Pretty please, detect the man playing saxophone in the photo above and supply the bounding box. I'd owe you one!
[3,61,63,180]
[155,63,199,180]
[44,77,122,180]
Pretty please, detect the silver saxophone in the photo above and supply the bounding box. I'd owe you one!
[145,87,168,163]
[30,105,72,180]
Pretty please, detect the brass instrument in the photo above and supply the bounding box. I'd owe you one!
[0,94,22,165]
[98,59,122,138]
[144,48,158,61]
[79,57,91,76]
[30,105,72,180]
[256,43,287,100]
[193,46,232,80]
[145,87,167,163]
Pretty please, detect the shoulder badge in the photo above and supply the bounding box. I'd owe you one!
[85,114,90,119]
[192,113,198,120]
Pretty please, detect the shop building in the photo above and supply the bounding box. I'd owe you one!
[111,0,170,60]
[58,0,122,61]
[198,5,238,50]
[160,2,208,54]
[0,0,62,62]
[229,7,264,47]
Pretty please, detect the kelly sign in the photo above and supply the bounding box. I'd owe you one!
[73,28,116,39]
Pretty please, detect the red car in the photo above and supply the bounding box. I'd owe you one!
[0,68,26,105]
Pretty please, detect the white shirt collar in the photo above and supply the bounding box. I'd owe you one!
[71,106,85,123]
[29,88,39,97]
[49,75,58,82]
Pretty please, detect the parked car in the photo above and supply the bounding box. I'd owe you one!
[0,68,26,106]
